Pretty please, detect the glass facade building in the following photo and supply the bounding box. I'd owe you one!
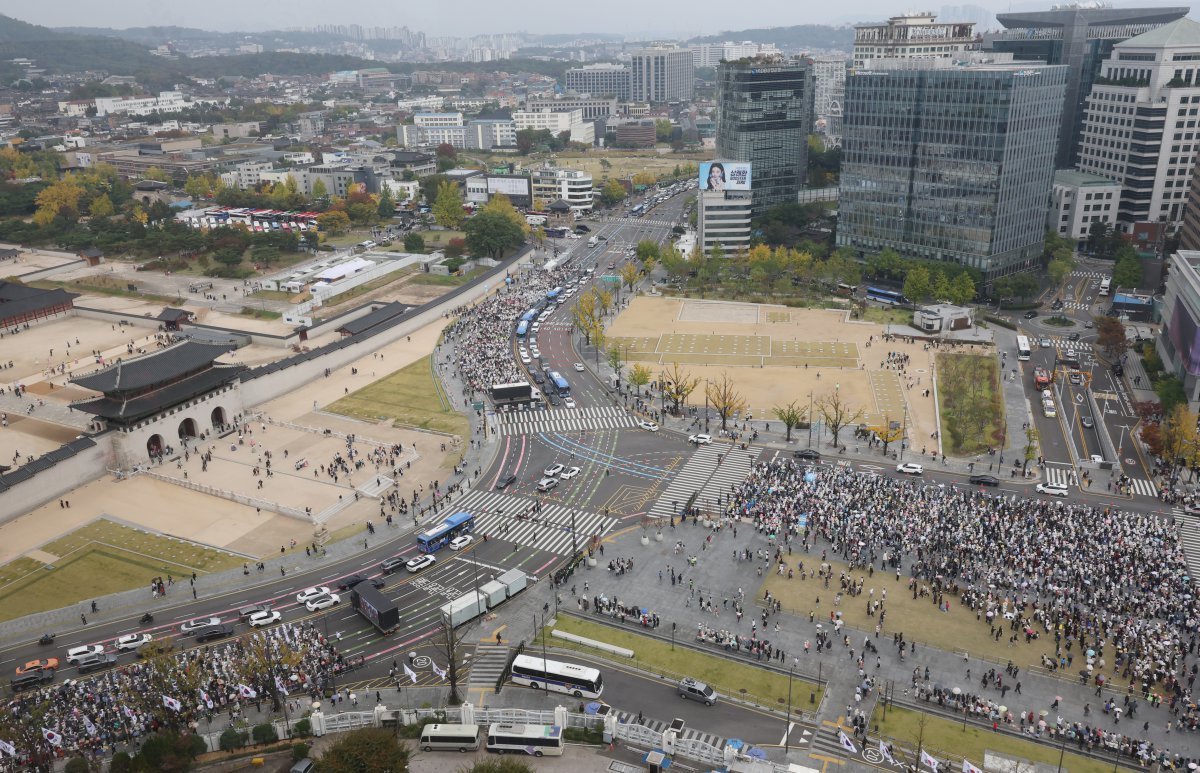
[837,62,1067,281]
[716,59,814,217]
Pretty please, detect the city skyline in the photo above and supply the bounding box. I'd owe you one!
[16,0,1200,39]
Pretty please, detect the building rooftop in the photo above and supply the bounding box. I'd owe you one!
[1053,169,1121,188]
[72,341,231,395]
[1122,16,1200,48]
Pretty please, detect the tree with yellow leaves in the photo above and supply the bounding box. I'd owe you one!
[32,177,85,226]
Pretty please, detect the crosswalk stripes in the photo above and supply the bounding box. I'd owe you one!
[1058,301,1092,311]
[1126,478,1158,497]
[612,217,676,228]
[697,445,761,504]
[647,443,731,520]
[1044,466,1078,488]
[610,710,727,748]
[498,406,638,436]
[809,725,855,759]
[1070,270,1106,279]
[468,645,511,688]
[1172,508,1200,582]
[449,489,616,556]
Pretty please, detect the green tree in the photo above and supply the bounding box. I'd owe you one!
[404,232,425,252]
[902,265,931,304]
[134,730,207,772]
[376,187,394,219]
[1023,426,1039,474]
[480,194,528,234]
[432,181,465,229]
[316,210,350,236]
[64,756,91,773]
[1112,252,1142,288]
[930,270,951,302]
[1047,258,1072,298]
[310,178,328,202]
[466,760,536,773]
[630,363,652,395]
[636,240,660,262]
[772,400,808,442]
[315,727,410,773]
[947,272,976,306]
[599,179,627,205]
[464,209,524,259]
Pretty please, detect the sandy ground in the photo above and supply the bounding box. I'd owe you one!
[0,250,78,280]
[0,415,79,467]
[610,296,942,446]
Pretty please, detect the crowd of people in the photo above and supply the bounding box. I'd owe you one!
[724,458,1200,767]
[4,622,345,768]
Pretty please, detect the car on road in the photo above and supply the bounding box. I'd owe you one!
[10,669,55,692]
[449,535,474,551]
[531,372,545,385]
[380,556,406,575]
[15,658,58,675]
[1068,332,1082,341]
[1051,299,1064,310]
[114,633,152,652]
[1069,373,1084,386]
[563,397,576,408]
[688,434,713,445]
[1184,503,1200,516]
[1023,310,1038,319]
[75,652,119,674]
[179,618,222,636]
[560,466,581,479]
[194,624,236,643]
[637,420,659,432]
[793,449,821,460]
[575,225,590,232]
[248,610,282,628]
[337,575,384,592]
[573,362,586,372]
[304,593,341,612]
[1081,415,1094,428]
[238,603,273,621]
[406,554,436,573]
[536,477,559,492]
[519,353,531,364]
[1036,482,1070,497]
[495,473,517,490]
[677,677,718,706]
[544,463,565,477]
[896,463,924,475]
[968,474,1000,487]
[296,587,331,605]
[1090,454,1104,463]
[1084,320,1094,329]
[1039,337,1052,349]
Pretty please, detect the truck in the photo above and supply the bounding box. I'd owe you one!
[490,381,532,406]
[498,568,527,597]
[352,583,400,634]
[587,236,598,248]
[441,591,488,628]
[1033,367,1052,390]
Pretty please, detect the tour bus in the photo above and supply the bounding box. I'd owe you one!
[1016,335,1032,361]
[509,654,603,698]
[1099,277,1111,296]
[486,724,564,757]
[420,723,481,753]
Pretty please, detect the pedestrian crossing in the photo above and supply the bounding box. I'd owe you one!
[1126,478,1159,497]
[646,443,759,520]
[613,217,676,228]
[1172,508,1200,581]
[468,645,511,688]
[697,444,761,505]
[610,710,728,748]
[450,489,616,556]
[1044,466,1078,488]
[498,406,638,435]
[1070,271,1107,280]
[1056,301,1092,311]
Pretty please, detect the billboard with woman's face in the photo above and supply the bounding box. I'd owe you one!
[699,161,751,191]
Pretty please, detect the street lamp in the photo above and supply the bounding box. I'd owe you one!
[807,391,814,448]
[784,662,795,753]
[704,378,710,432]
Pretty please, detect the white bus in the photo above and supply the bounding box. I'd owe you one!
[420,723,481,752]
[486,723,564,757]
[1016,335,1032,361]
[510,654,604,698]
[1099,277,1111,296]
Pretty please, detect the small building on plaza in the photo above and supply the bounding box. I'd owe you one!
[913,304,973,333]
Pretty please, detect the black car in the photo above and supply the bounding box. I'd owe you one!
[337,575,384,591]
[531,372,545,384]
[1023,310,1038,320]
[575,225,590,232]
[548,393,560,406]
[1082,416,1095,428]
[194,624,235,644]
[968,474,1000,487]
[1068,332,1081,341]
[11,669,55,692]
[380,556,406,575]
[793,449,821,460]
[495,473,517,490]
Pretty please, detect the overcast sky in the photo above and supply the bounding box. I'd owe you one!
[14,0,1199,37]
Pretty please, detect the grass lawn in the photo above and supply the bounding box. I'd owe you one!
[0,519,244,622]
[328,354,469,438]
[874,706,1130,773]
[759,557,1064,672]
[409,268,487,287]
[248,289,298,301]
[936,352,1005,457]
[31,278,177,306]
[550,614,823,711]
[862,306,912,326]
[237,307,282,320]
[411,229,466,248]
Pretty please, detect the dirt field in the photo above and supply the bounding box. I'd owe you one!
[609,297,941,447]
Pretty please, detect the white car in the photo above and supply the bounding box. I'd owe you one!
[406,554,436,573]
[1036,483,1070,497]
[450,534,474,551]
[896,463,924,475]
[560,466,581,480]
[638,420,659,432]
[66,645,105,664]
[179,617,222,635]
[563,397,577,408]
[544,463,565,477]
[573,362,585,372]
[305,593,341,612]
[688,434,713,445]
[248,610,282,628]
[296,587,332,605]
[114,634,151,652]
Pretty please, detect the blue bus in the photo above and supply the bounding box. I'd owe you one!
[546,287,563,302]
[548,371,570,395]
[516,320,529,338]
[631,204,645,216]
[866,286,907,305]
[520,309,539,323]
[417,511,475,553]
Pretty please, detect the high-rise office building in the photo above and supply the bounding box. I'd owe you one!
[987,5,1188,168]
[715,57,814,216]
[630,46,695,103]
[852,13,976,68]
[838,59,1067,281]
[811,56,847,147]
[1076,18,1200,231]
[565,64,631,101]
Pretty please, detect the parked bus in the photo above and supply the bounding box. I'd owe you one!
[1016,335,1032,361]
[631,204,645,216]
[416,511,474,553]
[510,654,603,698]
[486,724,564,757]
[1033,366,1052,390]
[516,320,529,338]
[866,286,907,305]
[546,287,563,303]
[548,371,570,395]
[1099,277,1111,296]
[420,724,481,753]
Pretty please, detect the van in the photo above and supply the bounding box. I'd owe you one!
[420,723,482,752]
[677,677,717,706]
[356,240,377,252]
[290,759,315,773]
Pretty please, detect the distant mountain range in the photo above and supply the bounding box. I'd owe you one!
[688,24,854,52]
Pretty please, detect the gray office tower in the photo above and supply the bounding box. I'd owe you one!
[715,58,814,217]
[838,61,1067,282]
[988,5,1187,168]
